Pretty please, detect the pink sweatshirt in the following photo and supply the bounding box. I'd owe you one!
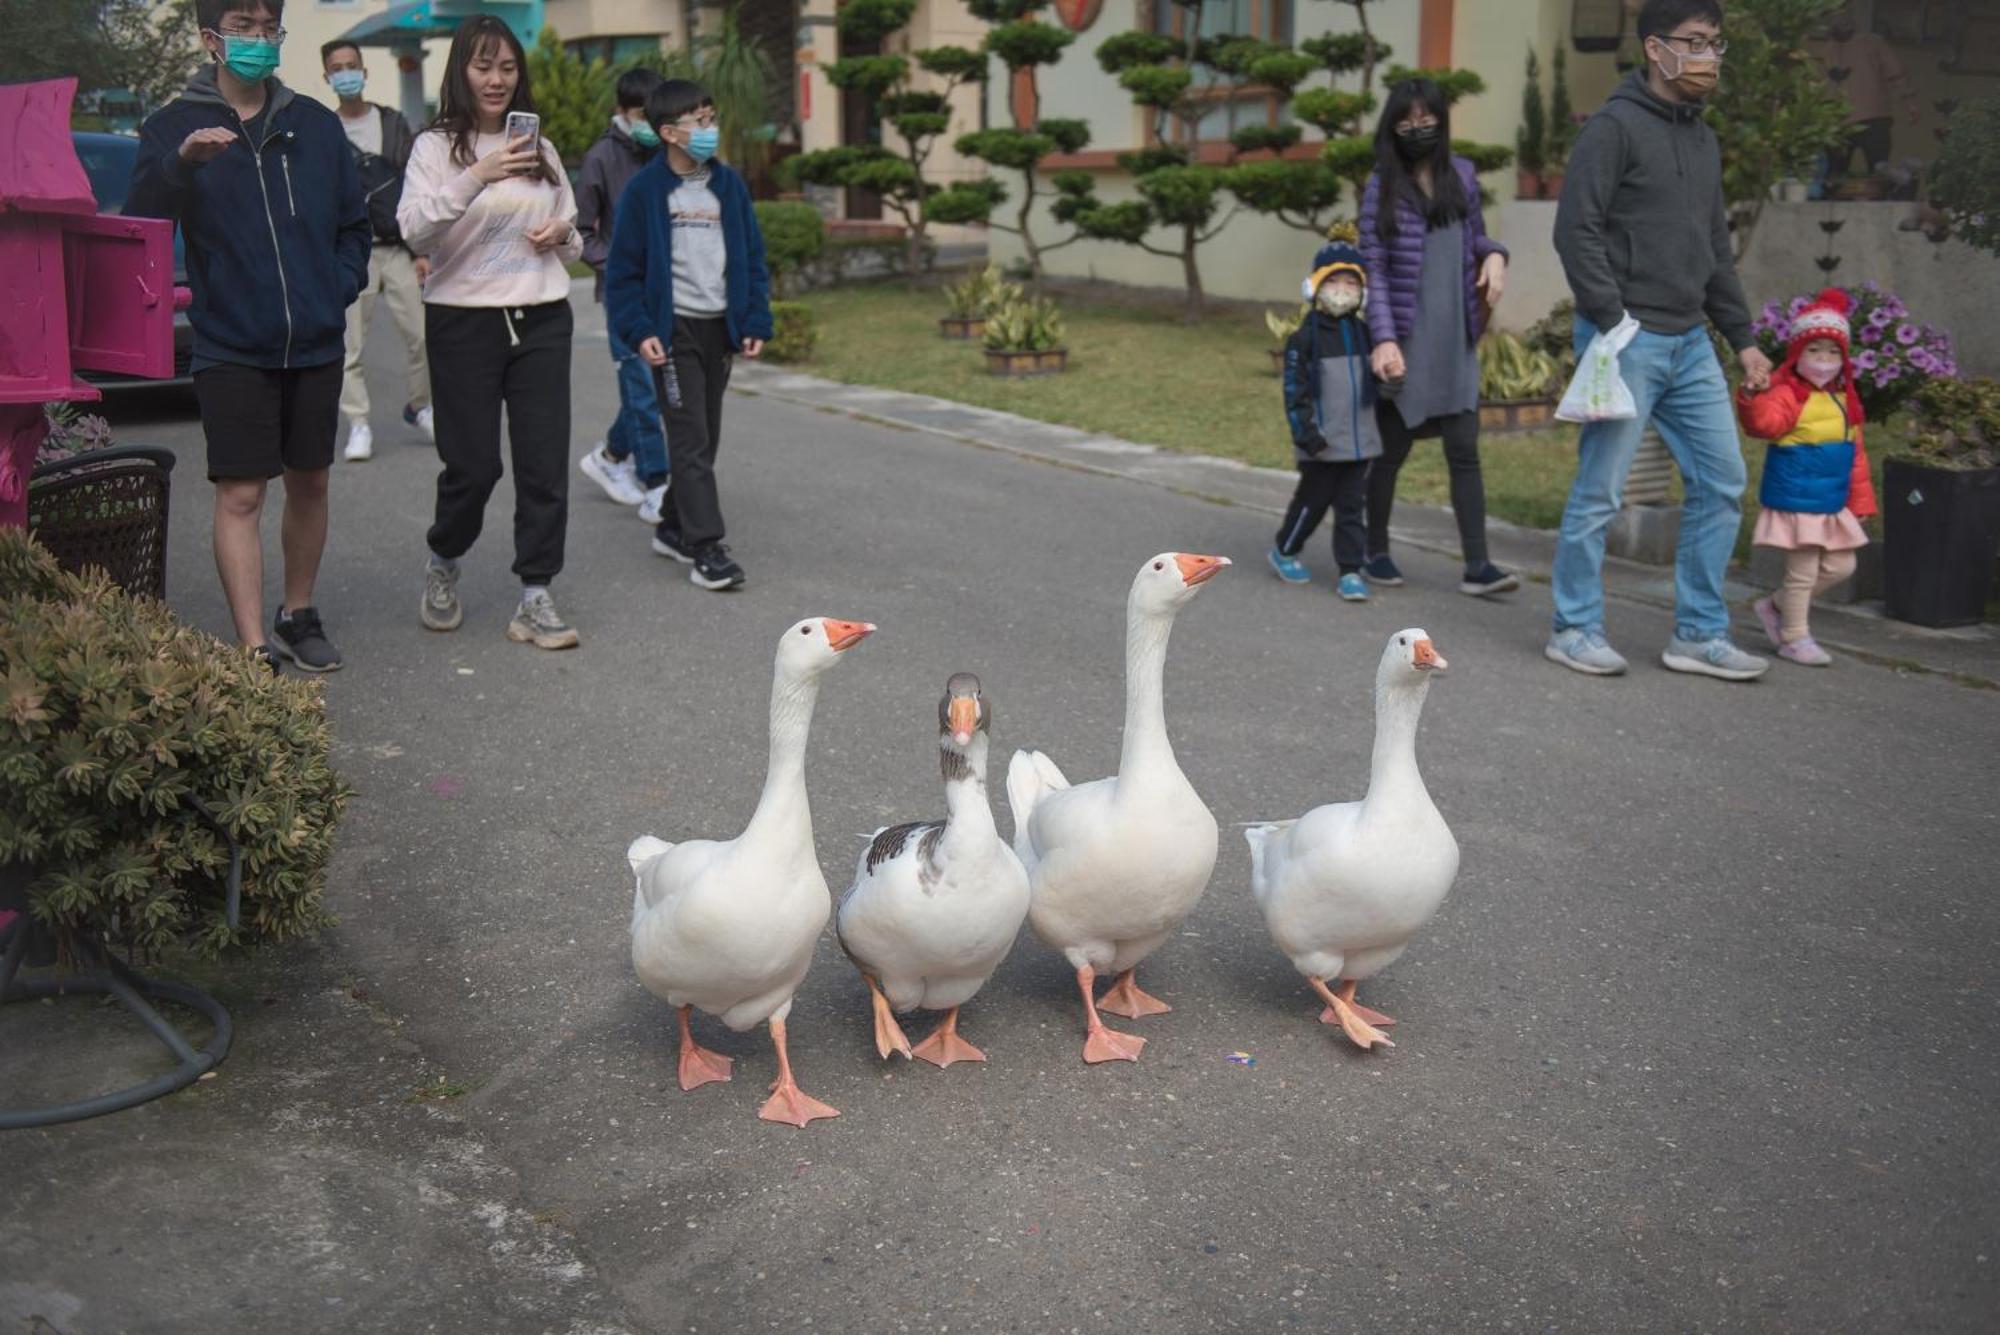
[397,128,584,308]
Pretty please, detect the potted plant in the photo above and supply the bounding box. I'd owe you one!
[0,529,351,961]
[1477,330,1562,431]
[1750,283,1959,424]
[983,295,1067,376]
[1514,46,1574,200]
[1881,377,2000,628]
[1264,304,1307,375]
[940,263,1020,340]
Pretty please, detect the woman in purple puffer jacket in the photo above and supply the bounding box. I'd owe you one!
[1357,79,1519,597]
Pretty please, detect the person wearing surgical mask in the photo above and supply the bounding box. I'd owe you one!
[322,38,432,464]
[1736,291,1877,668]
[1547,0,1775,683]
[128,0,371,675]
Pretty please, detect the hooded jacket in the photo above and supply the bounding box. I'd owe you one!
[1553,69,1754,349]
[605,157,773,353]
[1283,310,1382,464]
[129,69,370,372]
[1357,156,1506,349]
[577,120,657,300]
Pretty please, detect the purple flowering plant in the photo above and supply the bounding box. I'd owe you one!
[1749,282,1959,421]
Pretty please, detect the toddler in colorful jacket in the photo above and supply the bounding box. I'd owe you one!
[1737,288,1877,666]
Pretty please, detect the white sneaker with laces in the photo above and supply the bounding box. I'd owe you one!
[637,483,670,525]
[579,442,647,506]
[343,422,373,462]
[405,404,436,441]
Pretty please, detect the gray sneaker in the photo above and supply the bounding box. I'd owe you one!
[1545,627,1629,676]
[1661,634,1768,681]
[508,588,580,650]
[421,560,462,632]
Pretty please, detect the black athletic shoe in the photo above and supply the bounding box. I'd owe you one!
[690,544,746,591]
[251,644,283,677]
[272,606,344,672]
[651,524,696,564]
[1458,562,1521,597]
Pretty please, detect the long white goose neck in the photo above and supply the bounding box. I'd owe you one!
[941,731,997,842]
[743,665,819,848]
[1118,601,1180,781]
[1364,677,1431,810]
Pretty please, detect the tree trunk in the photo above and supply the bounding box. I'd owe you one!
[1181,228,1205,321]
[1018,173,1043,282]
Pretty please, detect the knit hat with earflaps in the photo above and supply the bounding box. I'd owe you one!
[1787,287,1853,359]
[1301,221,1368,301]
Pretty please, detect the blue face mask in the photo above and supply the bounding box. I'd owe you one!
[685,125,719,164]
[212,32,282,83]
[630,118,660,148]
[329,69,365,98]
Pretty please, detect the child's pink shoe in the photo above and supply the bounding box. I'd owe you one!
[1752,595,1783,648]
[1778,636,1832,667]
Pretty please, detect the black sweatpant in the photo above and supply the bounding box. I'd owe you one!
[1367,405,1489,570]
[424,300,574,585]
[1275,459,1370,571]
[654,315,733,551]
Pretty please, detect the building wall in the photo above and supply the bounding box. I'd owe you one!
[544,0,689,51]
[276,2,452,117]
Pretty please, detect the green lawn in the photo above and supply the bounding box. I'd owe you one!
[791,280,1881,558]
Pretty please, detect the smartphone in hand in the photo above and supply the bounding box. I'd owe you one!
[504,111,541,158]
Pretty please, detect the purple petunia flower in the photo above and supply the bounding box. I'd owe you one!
[1879,365,1902,382]
[1868,308,1893,328]
[1853,350,1878,369]
[1896,323,1920,344]
[1860,325,1882,345]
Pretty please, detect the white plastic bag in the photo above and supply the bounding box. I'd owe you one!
[1555,315,1642,423]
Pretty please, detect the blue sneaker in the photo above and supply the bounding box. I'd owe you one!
[1362,554,1404,586]
[1661,634,1768,681]
[1545,627,1628,676]
[1336,572,1369,602]
[1267,547,1310,584]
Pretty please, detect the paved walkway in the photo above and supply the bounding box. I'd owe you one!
[6,300,1997,1333]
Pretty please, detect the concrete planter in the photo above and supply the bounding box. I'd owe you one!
[1606,427,1681,565]
[986,348,1068,377]
[939,316,986,340]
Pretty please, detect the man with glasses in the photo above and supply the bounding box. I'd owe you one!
[1549,0,1773,682]
[130,0,370,673]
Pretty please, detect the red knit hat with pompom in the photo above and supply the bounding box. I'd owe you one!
[1787,287,1852,359]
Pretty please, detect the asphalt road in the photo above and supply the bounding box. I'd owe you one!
[80,301,2000,1333]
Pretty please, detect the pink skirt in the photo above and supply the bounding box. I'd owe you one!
[1753,506,1868,552]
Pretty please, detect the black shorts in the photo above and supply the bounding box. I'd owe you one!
[193,360,343,481]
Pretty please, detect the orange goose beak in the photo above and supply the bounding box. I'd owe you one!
[1413,637,1447,672]
[823,619,876,651]
[1174,553,1230,586]
[946,696,978,746]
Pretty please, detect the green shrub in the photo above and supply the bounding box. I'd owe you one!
[764,302,818,363]
[1930,99,2000,257]
[753,201,826,297]
[0,531,350,958]
[1894,377,2000,469]
[941,263,1021,319]
[983,296,1065,353]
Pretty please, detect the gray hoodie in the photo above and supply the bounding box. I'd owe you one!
[1553,70,1754,350]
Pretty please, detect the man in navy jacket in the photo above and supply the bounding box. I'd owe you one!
[129,0,369,673]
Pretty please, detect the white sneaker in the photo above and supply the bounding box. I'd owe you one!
[343,422,374,462]
[579,442,646,506]
[637,482,670,525]
[404,403,435,441]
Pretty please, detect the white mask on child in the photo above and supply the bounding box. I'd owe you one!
[1317,287,1361,317]
[1798,353,1843,387]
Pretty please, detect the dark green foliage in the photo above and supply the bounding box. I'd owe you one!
[1929,100,2000,257]
[1247,51,1318,97]
[1896,378,2000,468]
[1227,159,1346,231]
[956,128,1051,171]
[824,54,909,100]
[1118,64,1193,110]
[752,201,826,297]
[1138,165,1229,229]
[1381,66,1486,104]
[927,179,1010,224]
[527,27,616,165]
[1321,136,1378,186]
[1547,46,1576,167]
[0,531,351,958]
[891,111,952,140]
[1300,31,1390,77]
[1070,199,1155,244]
[880,90,948,117]
[967,0,1042,19]
[1097,31,1185,74]
[1038,118,1091,154]
[1517,48,1546,177]
[764,302,818,363]
[1706,0,1848,255]
[1116,146,1191,175]
[1291,88,1375,136]
[916,45,990,82]
[984,19,1076,71]
[1050,170,1097,198]
[838,0,918,46]
[1230,124,1304,156]
[1453,139,1514,174]
[0,0,200,116]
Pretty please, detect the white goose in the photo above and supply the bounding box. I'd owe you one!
[836,673,1030,1068]
[1244,628,1458,1050]
[1007,552,1229,1063]
[628,616,876,1126]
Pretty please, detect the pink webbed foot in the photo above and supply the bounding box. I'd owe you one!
[1096,968,1173,1019]
[910,1008,986,1068]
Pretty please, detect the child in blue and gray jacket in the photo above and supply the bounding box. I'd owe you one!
[1270,239,1383,601]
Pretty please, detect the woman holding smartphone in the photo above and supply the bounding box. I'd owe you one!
[398,14,585,650]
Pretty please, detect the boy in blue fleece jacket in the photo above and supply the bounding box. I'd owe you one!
[128,0,369,671]
[605,78,773,593]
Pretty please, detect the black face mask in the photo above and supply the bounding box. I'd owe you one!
[1395,125,1442,160]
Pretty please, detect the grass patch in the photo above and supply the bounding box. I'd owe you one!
[796,279,1890,552]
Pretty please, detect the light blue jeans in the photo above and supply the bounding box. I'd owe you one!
[1551,318,1746,643]
[605,324,668,485]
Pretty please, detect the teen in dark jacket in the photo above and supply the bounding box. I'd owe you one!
[1354,78,1516,600]
[574,66,667,513]
[605,78,773,592]
[128,0,369,676]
